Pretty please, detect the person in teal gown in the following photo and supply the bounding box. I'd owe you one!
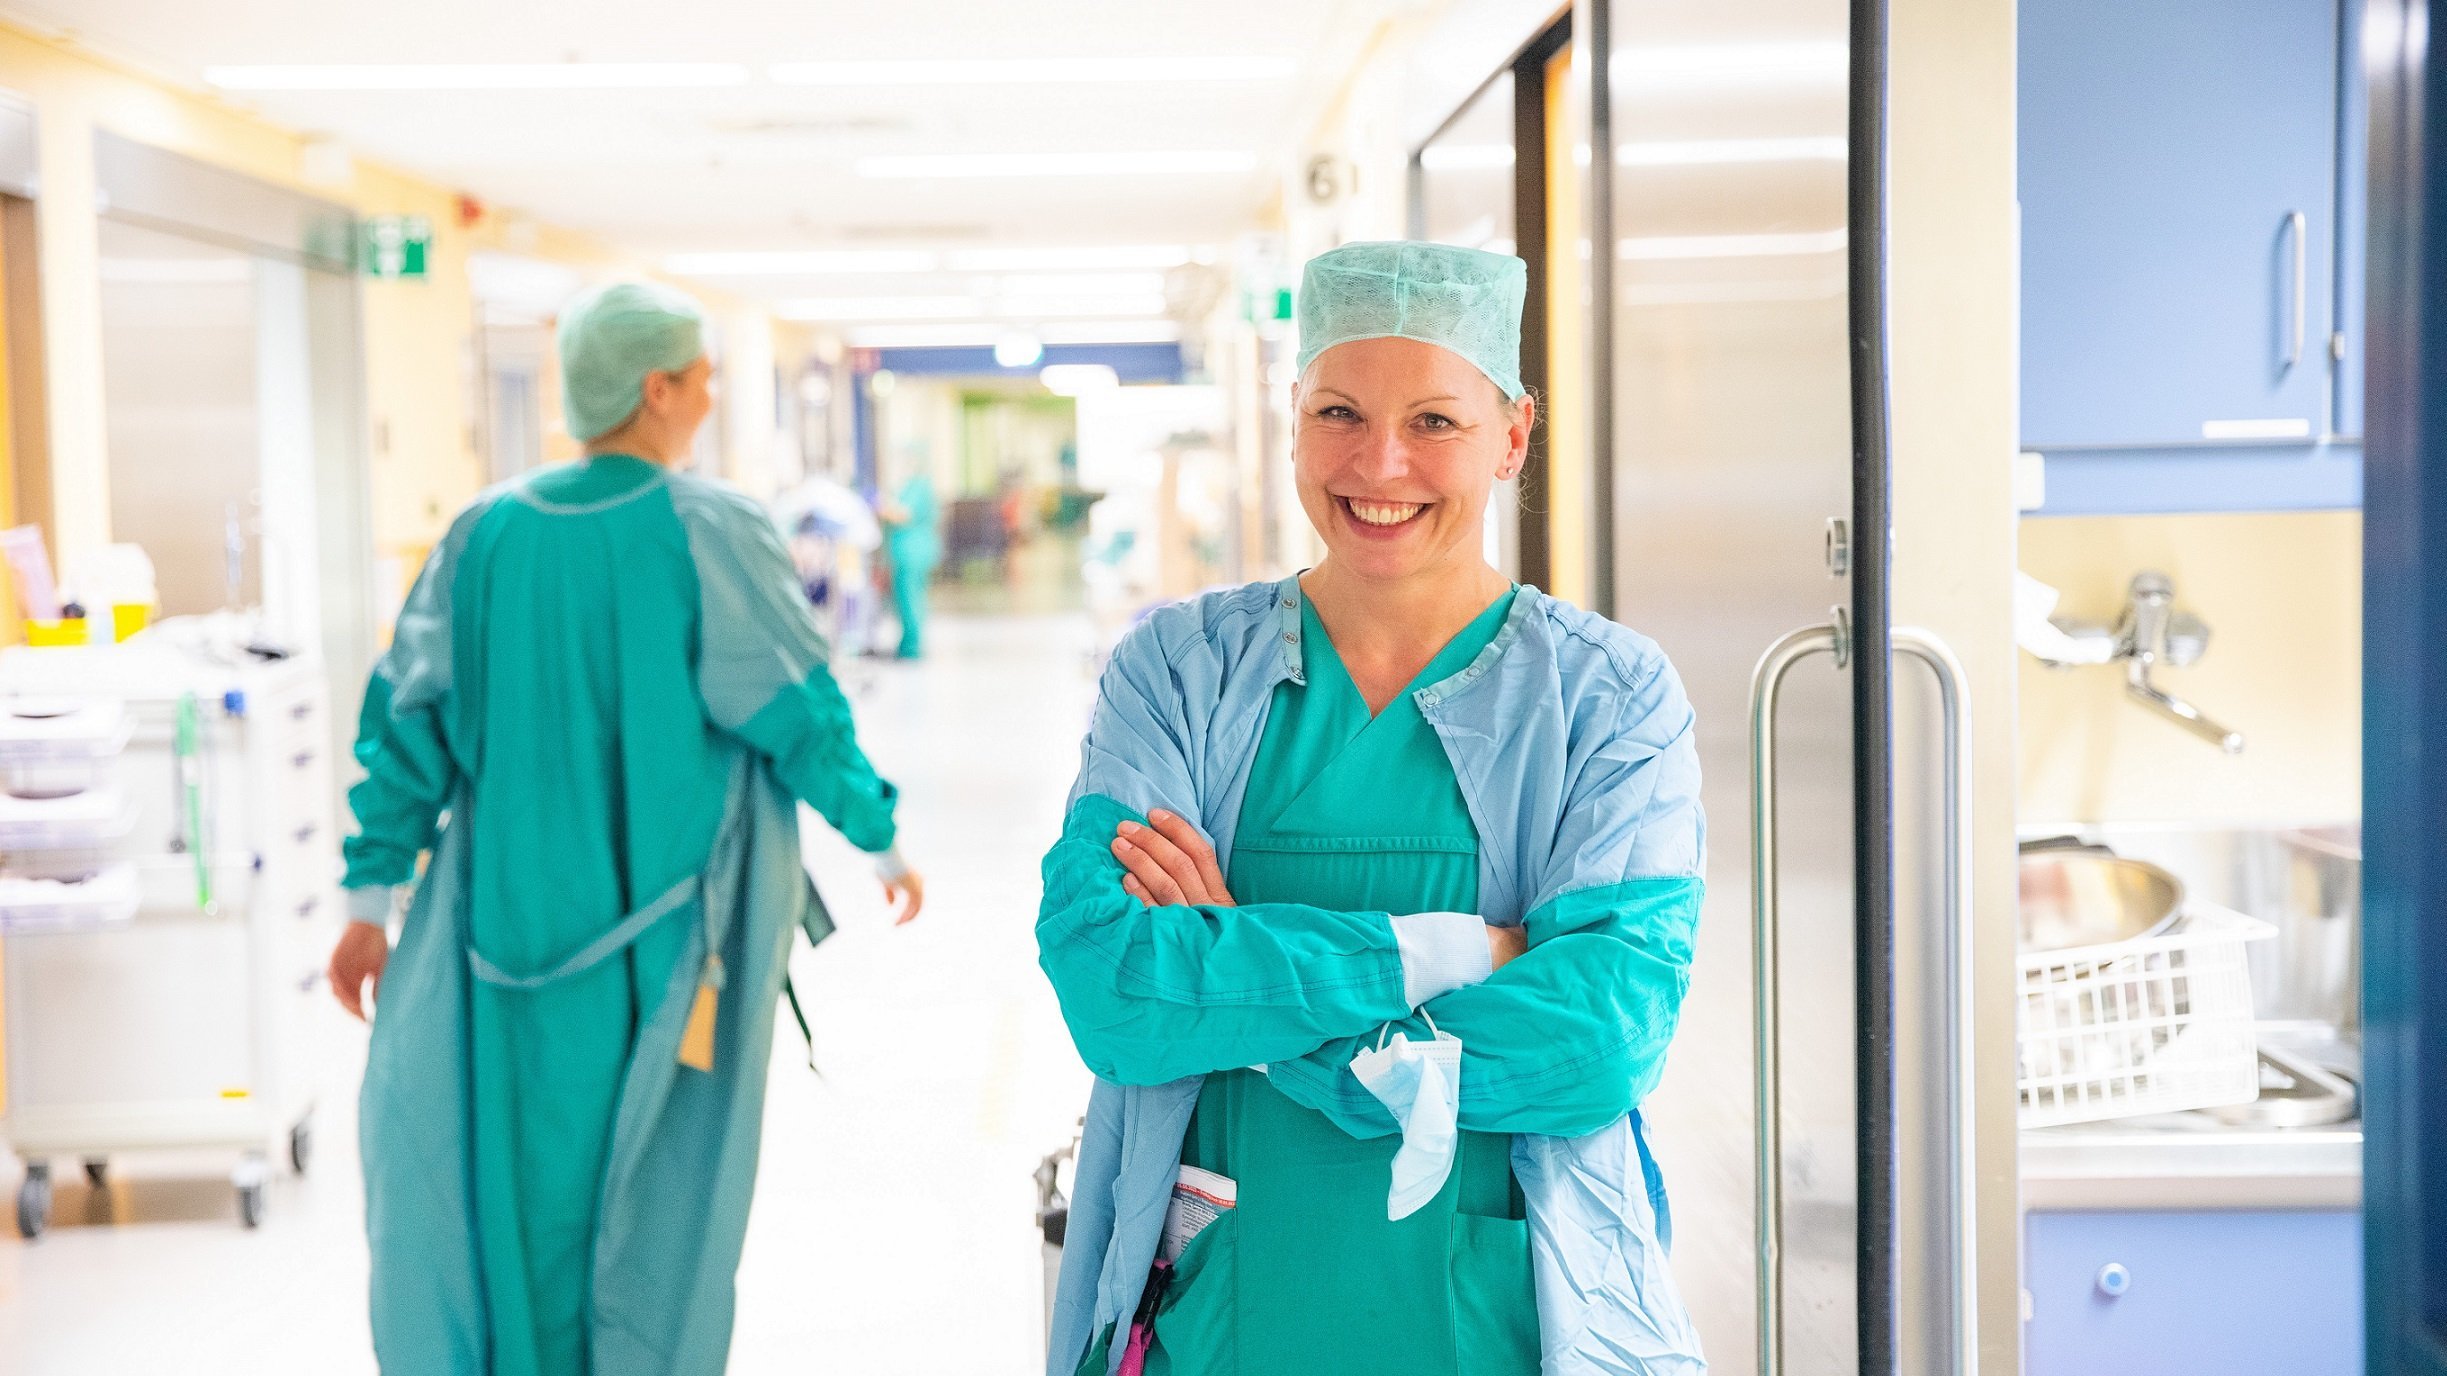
[327,281,925,1375]
[880,467,942,658]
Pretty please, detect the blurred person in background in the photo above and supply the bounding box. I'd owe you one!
[1036,242,1705,1376]
[327,280,925,1376]
[878,457,942,659]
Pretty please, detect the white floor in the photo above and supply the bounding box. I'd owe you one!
[0,609,1104,1375]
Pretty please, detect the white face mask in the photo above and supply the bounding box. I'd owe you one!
[1348,1014,1465,1221]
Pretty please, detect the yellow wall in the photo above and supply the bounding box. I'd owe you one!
[0,23,796,576]
[2018,510,2362,826]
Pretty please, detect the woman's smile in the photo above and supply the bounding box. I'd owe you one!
[1338,495,1433,534]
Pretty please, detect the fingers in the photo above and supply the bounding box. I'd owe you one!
[1113,830,1189,905]
[895,876,926,925]
[1148,810,1233,905]
[329,952,365,1022]
[1124,816,1211,904]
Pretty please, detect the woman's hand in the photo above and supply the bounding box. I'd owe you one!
[1112,809,1236,907]
[329,921,391,1021]
[1487,922,1528,972]
[883,870,926,925]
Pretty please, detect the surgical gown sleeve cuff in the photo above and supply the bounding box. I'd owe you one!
[873,845,911,884]
[1392,910,1493,1007]
[346,885,396,925]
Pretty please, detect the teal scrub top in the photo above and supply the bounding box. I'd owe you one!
[1137,587,1538,1376]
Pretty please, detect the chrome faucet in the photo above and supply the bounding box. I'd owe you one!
[2031,571,2246,754]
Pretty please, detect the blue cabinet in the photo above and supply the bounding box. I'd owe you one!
[2023,1209,2362,1375]
[2021,0,2342,450]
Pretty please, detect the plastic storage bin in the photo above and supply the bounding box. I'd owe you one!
[0,864,139,932]
[2018,902,2277,1127]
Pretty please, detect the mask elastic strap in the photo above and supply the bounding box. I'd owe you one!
[1420,1008,1444,1040]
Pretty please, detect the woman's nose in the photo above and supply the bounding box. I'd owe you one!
[1350,427,1412,484]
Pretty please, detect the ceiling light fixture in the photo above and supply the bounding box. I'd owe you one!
[947,245,1204,271]
[779,295,983,321]
[203,63,750,91]
[854,151,1258,179]
[663,250,945,276]
[768,57,1297,86]
[844,320,1184,348]
[994,272,1171,297]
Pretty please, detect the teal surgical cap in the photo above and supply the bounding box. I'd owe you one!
[557,281,707,441]
[1294,240,1528,401]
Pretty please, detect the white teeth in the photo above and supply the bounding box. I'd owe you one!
[1347,500,1425,527]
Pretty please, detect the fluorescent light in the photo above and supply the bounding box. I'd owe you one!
[843,320,1184,348]
[1618,136,1848,166]
[947,245,1203,271]
[780,296,983,321]
[856,151,1257,179]
[1616,229,1847,260]
[204,63,748,91]
[1001,295,1172,318]
[1038,320,1183,344]
[769,57,1296,86]
[98,257,253,284]
[994,333,1046,368]
[1611,42,1849,91]
[996,272,1170,297]
[1040,364,1121,395]
[664,250,943,276]
[1418,144,1514,172]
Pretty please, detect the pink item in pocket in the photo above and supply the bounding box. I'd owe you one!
[1116,1258,1174,1376]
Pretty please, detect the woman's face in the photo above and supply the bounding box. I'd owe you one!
[1292,336,1533,585]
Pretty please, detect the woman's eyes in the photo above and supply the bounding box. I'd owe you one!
[1309,406,1461,432]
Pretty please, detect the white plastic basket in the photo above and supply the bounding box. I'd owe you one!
[2017,901,2276,1128]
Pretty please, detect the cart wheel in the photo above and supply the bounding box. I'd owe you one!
[16,1167,51,1240]
[289,1122,312,1175]
[82,1159,107,1188]
[237,1181,265,1230]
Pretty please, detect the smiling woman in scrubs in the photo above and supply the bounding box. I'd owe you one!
[1038,242,1706,1376]
[326,281,923,1376]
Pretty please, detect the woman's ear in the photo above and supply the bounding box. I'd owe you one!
[1506,393,1536,471]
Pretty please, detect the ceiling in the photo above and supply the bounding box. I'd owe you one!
[13,0,1396,337]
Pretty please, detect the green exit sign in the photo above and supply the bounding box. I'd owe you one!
[361,214,431,280]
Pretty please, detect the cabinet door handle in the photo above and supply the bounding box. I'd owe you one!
[2283,210,2308,371]
[294,823,318,845]
[296,895,320,919]
[1748,621,1847,1376]
[292,750,315,770]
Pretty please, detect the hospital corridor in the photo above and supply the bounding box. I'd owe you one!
[0,605,1100,1375]
[0,0,2440,1374]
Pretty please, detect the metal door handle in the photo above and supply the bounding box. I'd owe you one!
[1895,627,1977,1376]
[1748,622,1846,1376]
[2283,210,2308,370]
[1752,624,1977,1376]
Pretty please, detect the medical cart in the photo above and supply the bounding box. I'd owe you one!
[0,645,339,1236]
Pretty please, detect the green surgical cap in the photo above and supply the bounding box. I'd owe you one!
[557,281,707,441]
[1295,240,1528,401]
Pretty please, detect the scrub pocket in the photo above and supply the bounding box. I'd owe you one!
[1447,1213,1540,1375]
[1145,1210,1239,1376]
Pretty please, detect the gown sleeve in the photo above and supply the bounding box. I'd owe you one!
[1037,614,1495,1087]
[678,483,900,853]
[1259,652,1706,1139]
[340,511,472,922]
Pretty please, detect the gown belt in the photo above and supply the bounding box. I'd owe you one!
[466,875,702,992]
